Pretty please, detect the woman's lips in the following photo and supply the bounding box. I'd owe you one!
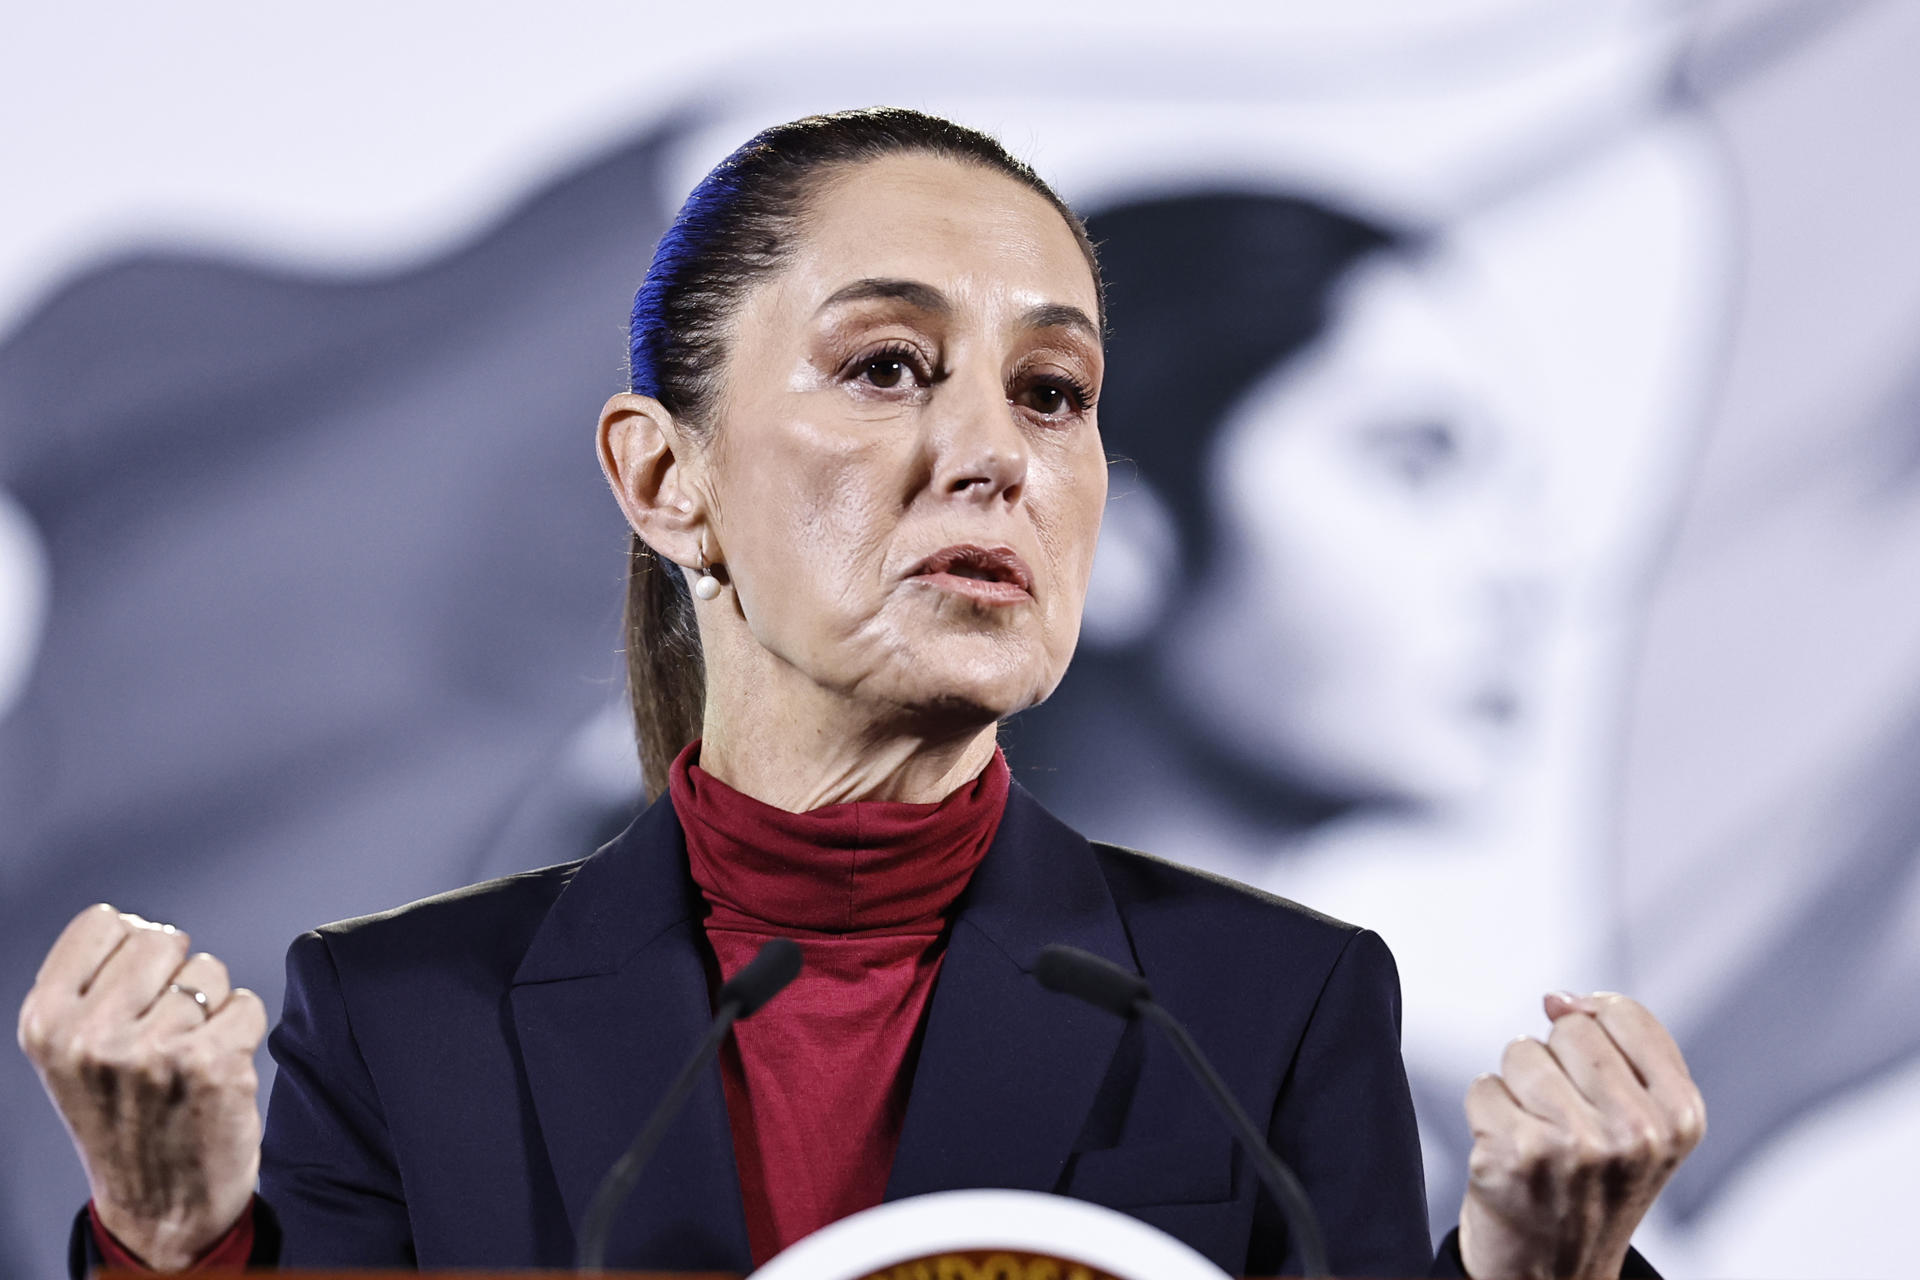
[914,572,1032,605]
[907,544,1035,605]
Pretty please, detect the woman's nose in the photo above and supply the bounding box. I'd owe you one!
[1476,503,1559,657]
[933,368,1036,502]
[933,371,1028,506]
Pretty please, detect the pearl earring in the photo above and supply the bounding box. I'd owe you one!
[693,559,722,601]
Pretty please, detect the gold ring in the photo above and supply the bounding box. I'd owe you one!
[167,982,212,1018]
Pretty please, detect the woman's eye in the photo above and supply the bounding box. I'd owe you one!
[1362,418,1464,488]
[1017,377,1089,419]
[854,349,927,390]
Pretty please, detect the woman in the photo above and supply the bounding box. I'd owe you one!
[18,108,1700,1277]
[1010,190,1552,1224]
[1019,190,1536,864]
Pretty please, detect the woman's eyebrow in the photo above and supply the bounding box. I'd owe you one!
[815,277,950,317]
[813,280,1098,344]
[1020,302,1099,344]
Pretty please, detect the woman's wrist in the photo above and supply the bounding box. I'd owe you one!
[89,1195,256,1273]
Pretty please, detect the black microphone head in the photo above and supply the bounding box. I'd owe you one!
[1033,944,1150,1019]
[718,937,802,1018]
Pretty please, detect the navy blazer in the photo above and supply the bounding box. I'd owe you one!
[78,780,1485,1275]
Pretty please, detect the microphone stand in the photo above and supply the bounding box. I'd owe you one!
[1035,943,1331,1279]
[575,937,802,1271]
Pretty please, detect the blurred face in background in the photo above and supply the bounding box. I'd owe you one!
[1152,253,1544,809]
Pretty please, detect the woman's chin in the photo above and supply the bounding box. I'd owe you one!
[1282,739,1500,814]
[873,655,1059,730]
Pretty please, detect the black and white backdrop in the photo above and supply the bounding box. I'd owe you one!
[2,3,1915,1276]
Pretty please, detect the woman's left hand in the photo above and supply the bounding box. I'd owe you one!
[1457,992,1706,1280]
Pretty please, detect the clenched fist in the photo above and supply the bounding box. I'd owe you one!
[1458,992,1706,1280]
[17,904,266,1271]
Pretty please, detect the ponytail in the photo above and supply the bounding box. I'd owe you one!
[624,532,705,801]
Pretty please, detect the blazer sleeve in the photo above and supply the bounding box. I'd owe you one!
[1427,1226,1662,1278]
[1250,927,1435,1277]
[1251,928,1666,1280]
[256,928,416,1267]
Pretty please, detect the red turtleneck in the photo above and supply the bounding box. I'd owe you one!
[669,740,1009,1265]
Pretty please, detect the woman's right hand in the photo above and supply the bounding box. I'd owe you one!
[16,903,267,1271]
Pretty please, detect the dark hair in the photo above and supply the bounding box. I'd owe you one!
[621,107,1103,797]
[1086,191,1398,574]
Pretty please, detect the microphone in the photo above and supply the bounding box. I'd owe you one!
[575,937,803,1271]
[1034,944,1330,1279]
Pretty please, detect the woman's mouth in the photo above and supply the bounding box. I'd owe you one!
[907,544,1035,606]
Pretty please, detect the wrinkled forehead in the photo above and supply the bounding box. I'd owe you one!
[764,153,1101,337]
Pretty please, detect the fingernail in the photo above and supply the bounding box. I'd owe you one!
[1544,990,1596,1017]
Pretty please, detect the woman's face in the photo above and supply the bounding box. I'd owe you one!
[1156,254,1543,808]
[698,153,1107,728]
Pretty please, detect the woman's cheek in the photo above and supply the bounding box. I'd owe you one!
[1041,442,1107,587]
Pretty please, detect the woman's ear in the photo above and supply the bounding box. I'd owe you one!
[597,392,709,568]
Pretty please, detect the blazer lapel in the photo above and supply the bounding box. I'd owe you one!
[885,780,1138,1201]
[507,794,753,1272]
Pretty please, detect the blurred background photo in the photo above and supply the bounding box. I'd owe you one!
[3,2,1916,1277]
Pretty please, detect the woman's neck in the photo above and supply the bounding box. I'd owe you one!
[698,679,1000,812]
